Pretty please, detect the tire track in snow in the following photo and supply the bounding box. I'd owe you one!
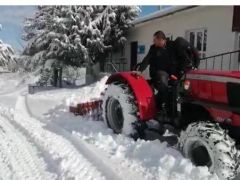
[24,95,148,180]
[0,107,60,180]
[42,122,147,180]
[13,95,114,180]
[71,133,150,180]
[0,112,55,180]
[25,96,146,180]
[0,134,13,180]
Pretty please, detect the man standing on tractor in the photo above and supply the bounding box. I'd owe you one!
[136,31,175,114]
[136,30,199,115]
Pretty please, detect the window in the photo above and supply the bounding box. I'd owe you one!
[166,34,173,41]
[186,28,207,58]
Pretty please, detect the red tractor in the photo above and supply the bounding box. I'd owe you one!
[101,69,240,179]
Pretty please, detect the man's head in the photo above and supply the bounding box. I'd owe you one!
[153,31,167,48]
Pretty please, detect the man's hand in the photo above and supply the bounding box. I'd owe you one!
[134,63,141,71]
[132,71,142,76]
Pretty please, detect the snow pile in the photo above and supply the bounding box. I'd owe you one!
[42,103,219,180]
[66,76,109,106]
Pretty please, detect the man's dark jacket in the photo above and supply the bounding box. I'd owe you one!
[138,37,200,79]
[138,41,176,79]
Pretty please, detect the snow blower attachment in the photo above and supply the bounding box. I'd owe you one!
[69,99,103,116]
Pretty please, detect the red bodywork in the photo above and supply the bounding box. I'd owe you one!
[106,70,240,127]
[186,70,240,126]
[106,72,157,121]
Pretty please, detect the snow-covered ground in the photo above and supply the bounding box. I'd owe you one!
[0,72,221,180]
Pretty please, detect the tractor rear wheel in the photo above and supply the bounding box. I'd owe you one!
[102,82,139,136]
[179,121,239,179]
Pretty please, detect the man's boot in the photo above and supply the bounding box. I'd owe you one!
[161,103,167,116]
[155,103,171,123]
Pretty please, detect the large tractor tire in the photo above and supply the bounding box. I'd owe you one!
[102,82,139,135]
[179,121,239,179]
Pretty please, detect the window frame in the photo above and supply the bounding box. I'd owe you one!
[166,33,173,41]
[186,28,208,58]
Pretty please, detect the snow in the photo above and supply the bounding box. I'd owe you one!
[66,75,108,106]
[0,72,221,180]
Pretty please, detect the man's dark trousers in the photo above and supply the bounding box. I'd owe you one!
[152,70,169,109]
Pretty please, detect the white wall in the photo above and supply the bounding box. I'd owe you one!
[125,6,236,77]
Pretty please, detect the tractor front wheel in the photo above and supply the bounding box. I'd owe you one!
[102,82,139,136]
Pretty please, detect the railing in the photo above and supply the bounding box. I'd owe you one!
[199,49,240,71]
[105,57,127,73]
[104,50,240,72]
[106,62,118,72]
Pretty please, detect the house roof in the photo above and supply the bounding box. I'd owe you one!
[133,6,198,25]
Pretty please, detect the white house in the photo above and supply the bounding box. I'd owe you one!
[117,6,240,78]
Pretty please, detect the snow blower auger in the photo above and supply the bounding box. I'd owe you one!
[69,99,103,117]
[101,70,240,180]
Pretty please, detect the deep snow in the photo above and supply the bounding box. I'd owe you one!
[0,72,221,180]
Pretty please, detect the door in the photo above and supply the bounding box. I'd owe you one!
[130,41,138,70]
[238,34,240,68]
[232,6,240,32]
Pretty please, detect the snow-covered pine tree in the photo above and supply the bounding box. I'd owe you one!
[0,24,17,72]
[104,6,140,52]
[22,6,54,71]
[22,6,139,84]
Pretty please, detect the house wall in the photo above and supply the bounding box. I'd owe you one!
[124,6,237,78]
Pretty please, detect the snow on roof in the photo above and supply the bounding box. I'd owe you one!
[133,6,197,25]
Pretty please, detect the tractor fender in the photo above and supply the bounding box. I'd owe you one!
[106,72,157,121]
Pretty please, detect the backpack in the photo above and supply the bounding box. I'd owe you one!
[174,37,200,73]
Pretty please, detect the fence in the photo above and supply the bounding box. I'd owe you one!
[199,49,240,71]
